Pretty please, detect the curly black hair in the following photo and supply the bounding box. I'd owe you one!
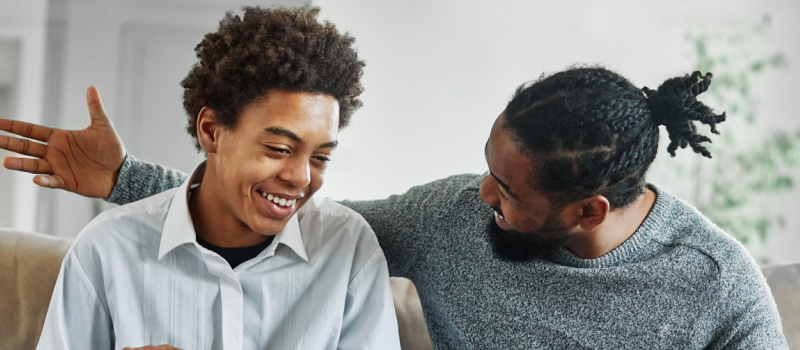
[503,66,726,209]
[181,5,365,151]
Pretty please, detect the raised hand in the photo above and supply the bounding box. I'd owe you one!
[0,86,125,198]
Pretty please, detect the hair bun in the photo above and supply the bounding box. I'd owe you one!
[642,71,726,158]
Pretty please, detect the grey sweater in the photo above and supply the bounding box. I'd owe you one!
[108,155,788,350]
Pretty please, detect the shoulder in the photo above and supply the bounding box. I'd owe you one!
[403,173,484,200]
[298,196,387,277]
[341,173,485,218]
[300,195,371,229]
[70,188,177,259]
[648,186,786,347]
[648,185,764,291]
[298,195,378,247]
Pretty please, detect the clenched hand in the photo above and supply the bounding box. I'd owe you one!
[0,86,125,198]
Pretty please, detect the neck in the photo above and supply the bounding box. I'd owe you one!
[188,163,269,248]
[564,188,657,259]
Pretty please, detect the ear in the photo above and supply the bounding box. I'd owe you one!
[196,107,220,154]
[574,195,610,231]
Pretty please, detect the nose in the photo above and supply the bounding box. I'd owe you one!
[479,175,500,207]
[279,157,311,188]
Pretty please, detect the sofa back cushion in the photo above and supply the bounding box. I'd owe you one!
[0,229,72,350]
[762,262,800,348]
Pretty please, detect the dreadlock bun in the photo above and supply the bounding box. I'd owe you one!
[643,71,726,158]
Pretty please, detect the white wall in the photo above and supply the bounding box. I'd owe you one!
[0,0,48,232]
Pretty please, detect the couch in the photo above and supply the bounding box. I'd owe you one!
[1,228,797,349]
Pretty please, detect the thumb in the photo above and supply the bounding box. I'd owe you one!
[86,86,112,127]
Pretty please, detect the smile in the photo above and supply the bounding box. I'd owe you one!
[257,190,298,207]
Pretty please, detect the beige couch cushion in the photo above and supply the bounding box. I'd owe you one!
[0,228,72,350]
[762,262,800,348]
[391,277,434,350]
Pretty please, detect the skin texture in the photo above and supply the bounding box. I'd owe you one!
[189,90,339,247]
[0,87,125,197]
[479,113,657,259]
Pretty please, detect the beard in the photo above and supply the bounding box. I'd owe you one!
[486,209,574,262]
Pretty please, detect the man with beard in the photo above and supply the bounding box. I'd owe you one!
[0,66,788,349]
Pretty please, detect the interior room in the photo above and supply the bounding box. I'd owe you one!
[1,0,798,348]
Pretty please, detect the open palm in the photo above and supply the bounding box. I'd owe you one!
[0,86,125,198]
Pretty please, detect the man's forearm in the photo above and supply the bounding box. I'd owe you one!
[106,154,189,205]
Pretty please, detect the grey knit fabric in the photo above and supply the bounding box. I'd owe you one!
[107,155,788,350]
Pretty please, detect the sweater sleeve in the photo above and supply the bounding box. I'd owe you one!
[105,154,189,205]
[340,174,482,278]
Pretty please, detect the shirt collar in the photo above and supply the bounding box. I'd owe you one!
[158,162,205,260]
[268,211,308,262]
[158,162,309,262]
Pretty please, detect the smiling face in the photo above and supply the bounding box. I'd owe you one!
[479,113,574,260]
[200,90,339,239]
[480,112,552,232]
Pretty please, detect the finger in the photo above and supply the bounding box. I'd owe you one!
[0,118,54,142]
[33,174,66,189]
[2,157,53,174]
[86,86,113,127]
[0,134,47,158]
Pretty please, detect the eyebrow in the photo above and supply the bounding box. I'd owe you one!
[265,127,302,143]
[264,127,338,149]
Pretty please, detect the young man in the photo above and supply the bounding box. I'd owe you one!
[7,6,401,350]
[1,66,788,347]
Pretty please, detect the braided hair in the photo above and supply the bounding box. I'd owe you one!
[503,66,726,209]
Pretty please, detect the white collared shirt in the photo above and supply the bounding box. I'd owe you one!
[37,164,401,350]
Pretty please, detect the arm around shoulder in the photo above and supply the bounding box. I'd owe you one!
[106,154,189,205]
[340,173,483,277]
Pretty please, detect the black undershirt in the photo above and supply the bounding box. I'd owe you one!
[196,235,275,269]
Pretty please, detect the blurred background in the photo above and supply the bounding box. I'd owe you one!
[0,0,798,264]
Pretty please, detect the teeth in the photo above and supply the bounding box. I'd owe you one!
[261,191,299,207]
[494,211,505,220]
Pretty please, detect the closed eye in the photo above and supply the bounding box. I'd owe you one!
[267,146,290,154]
[498,186,510,200]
